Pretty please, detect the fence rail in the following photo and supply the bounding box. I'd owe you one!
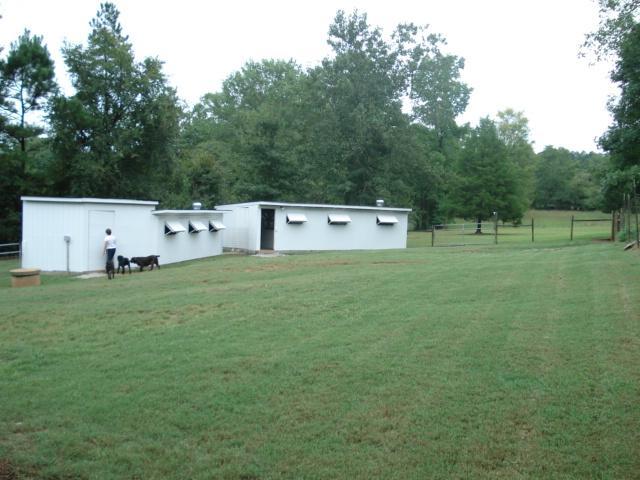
[420,211,637,247]
[0,242,20,258]
[430,221,535,246]
[570,214,614,241]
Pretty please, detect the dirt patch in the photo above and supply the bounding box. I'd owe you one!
[307,260,356,268]
[240,263,295,273]
[74,272,106,279]
[233,258,430,272]
[0,458,16,480]
[223,259,357,273]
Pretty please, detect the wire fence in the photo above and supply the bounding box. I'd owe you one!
[490,222,535,245]
[430,222,496,247]
[405,211,634,248]
[616,194,639,245]
[429,221,535,247]
[570,215,614,241]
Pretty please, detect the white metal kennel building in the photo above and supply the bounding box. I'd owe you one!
[215,201,411,252]
[21,197,226,272]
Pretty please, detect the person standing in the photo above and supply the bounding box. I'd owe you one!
[103,228,117,262]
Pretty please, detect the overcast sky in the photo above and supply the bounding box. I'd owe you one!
[0,0,617,152]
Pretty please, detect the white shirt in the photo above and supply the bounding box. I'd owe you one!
[104,234,117,249]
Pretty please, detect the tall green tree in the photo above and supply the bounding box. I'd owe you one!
[585,0,640,208]
[401,30,470,227]
[533,147,606,210]
[496,109,536,207]
[219,60,309,201]
[454,118,527,232]
[583,0,640,61]
[49,2,182,200]
[178,9,471,220]
[599,22,640,175]
[408,34,470,151]
[306,10,411,205]
[182,59,308,204]
[403,124,459,229]
[534,147,579,209]
[0,30,56,155]
[0,29,56,242]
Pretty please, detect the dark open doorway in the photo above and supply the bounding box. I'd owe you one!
[260,208,275,250]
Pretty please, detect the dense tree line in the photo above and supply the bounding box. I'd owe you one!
[533,147,606,210]
[585,0,640,209]
[0,3,610,241]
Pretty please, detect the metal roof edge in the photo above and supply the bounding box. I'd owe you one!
[215,201,412,212]
[21,196,159,206]
[152,210,224,215]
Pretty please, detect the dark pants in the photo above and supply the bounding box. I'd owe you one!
[106,248,116,261]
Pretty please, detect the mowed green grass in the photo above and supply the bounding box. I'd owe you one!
[1,228,639,478]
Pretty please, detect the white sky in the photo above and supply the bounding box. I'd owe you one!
[0,0,617,152]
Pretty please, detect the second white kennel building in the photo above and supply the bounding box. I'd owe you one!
[215,201,411,252]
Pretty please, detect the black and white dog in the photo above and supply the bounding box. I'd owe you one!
[117,255,131,274]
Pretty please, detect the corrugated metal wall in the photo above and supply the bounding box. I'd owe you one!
[21,199,225,272]
[216,202,409,252]
[155,213,224,265]
[219,205,259,251]
[273,207,408,251]
[22,202,87,271]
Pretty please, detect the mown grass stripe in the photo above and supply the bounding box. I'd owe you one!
[0,237,639,478]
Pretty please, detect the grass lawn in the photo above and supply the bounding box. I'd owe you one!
[1,223,639,478]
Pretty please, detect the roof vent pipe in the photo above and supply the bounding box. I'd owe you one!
[376,199,384,207]
[192,202,202,210]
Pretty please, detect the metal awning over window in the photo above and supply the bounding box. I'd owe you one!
[328,214,351,225]
[188,220,207,233]
[286,213,308,224]
[376,215,398,225]
[165,221,186,235]
[209,220,226,232]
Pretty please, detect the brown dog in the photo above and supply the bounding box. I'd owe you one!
[130,255,160,272]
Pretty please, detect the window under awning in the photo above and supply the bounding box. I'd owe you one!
[286,213,308,224]
[328,214,351,225]
[376,215,399,225]
[165,221,186,235]
[209,220,226,232]
[188,220,207,233]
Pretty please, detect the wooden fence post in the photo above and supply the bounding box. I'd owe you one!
[627,193,632,240]
[611,211,616,241]
[531,218,535,243]
[570,215,574,241]
[633,196,640,248]
[634,181,639,246]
